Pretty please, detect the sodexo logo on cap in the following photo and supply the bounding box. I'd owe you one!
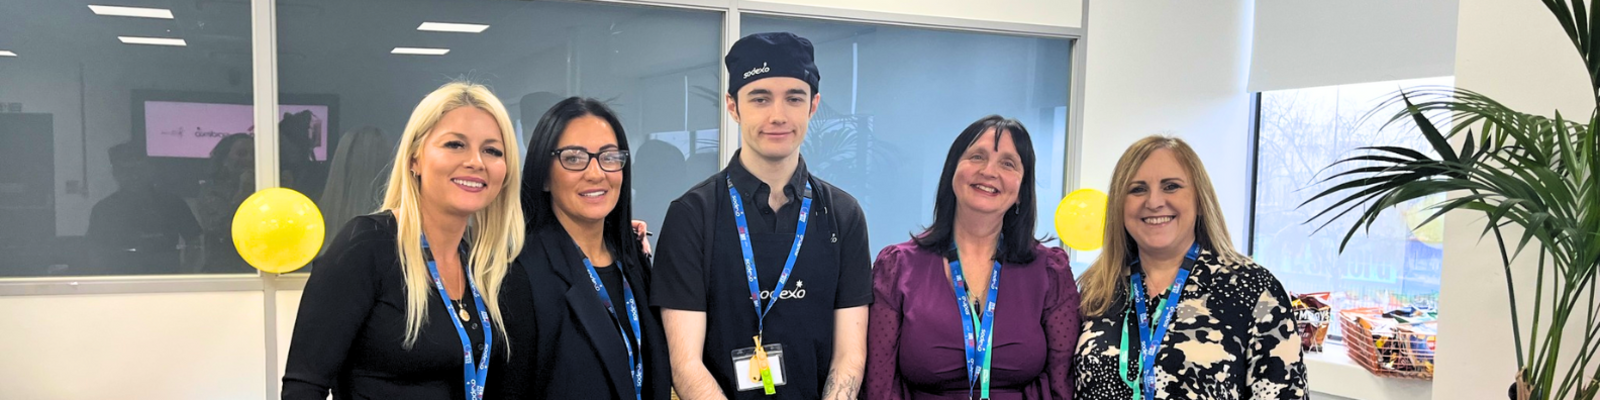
[724,32,820,96]
[743,62,771,80]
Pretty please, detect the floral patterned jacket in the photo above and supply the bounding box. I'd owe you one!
[1073,248,1307,400]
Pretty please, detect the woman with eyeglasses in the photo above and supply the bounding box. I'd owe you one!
[493,97,672,400]
[863,116,1078,400]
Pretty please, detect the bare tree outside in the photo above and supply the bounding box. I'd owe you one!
[1251,76,1452,337]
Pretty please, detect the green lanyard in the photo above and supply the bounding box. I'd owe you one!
[1117,296,1168,400]
[965,300,995,399]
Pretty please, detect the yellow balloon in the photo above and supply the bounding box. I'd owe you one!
[1055,188,1109,251]
[232,187,325,274]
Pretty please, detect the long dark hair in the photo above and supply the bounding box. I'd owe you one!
[208,133,253,183]
[520,97,645,267]
[913,115,1040,264]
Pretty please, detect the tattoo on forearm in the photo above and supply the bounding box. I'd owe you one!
[821,370,861,400]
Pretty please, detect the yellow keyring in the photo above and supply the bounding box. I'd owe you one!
[750,335,768,382]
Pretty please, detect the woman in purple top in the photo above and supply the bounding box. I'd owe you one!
[863,115,1080,400]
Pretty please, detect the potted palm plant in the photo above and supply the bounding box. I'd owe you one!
[1305,1,1600,399]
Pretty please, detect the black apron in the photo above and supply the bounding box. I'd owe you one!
[703,177,839,400]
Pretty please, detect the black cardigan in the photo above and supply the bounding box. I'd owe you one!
[282,211,497,400]
[494,223,673,400]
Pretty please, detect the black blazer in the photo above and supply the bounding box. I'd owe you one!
[284,211,493,400]
[501,224,672,400]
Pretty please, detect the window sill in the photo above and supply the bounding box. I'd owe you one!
[1306,342,1433,400]
[0,273,307,296]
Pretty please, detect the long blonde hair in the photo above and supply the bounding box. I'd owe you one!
[1078,135,1247,317]
[319,126,391,251]
[381,81,525,348]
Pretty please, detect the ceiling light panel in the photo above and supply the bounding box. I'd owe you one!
[418,22,489,33]
[392,47,450,55]
[118,36,187,46]
[89,5,174,19]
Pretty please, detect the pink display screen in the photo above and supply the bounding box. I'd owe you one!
[144,101,330,160]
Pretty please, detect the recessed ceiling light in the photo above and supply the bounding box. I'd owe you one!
[89,5,174,19]
[392,47,449,55]
[118,36,187,47]
[0,51,16,57]
[418,22,489,33]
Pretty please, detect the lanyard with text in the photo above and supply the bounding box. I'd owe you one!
[421,235,493,400]
[578,246,645,400]
[727,174,813,335]
[1119,242,1200,400]
[727,174,812,394]
[948,256,1001,400]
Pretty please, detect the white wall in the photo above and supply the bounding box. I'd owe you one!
[1078,0,1256,252]
[0,292,267,400]
[1436,1,1596,398]
[752,0,1082,29]
[276,290,303,387]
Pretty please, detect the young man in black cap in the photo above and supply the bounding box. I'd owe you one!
[651,32,872,400]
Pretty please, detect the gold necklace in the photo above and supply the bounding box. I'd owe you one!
[452,298,471,322]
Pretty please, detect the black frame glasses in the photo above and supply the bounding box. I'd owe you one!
[551,148,630,172]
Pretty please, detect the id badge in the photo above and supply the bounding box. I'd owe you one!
[732,343,786,392]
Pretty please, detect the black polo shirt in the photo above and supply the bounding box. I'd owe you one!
[651,151,872,311]
[650,150,872,399]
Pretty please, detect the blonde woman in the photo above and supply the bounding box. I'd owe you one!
[283,81,524,400]
[1072,136,1305,400]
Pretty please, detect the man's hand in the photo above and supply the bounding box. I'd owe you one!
[822,306,868,400]
[631,220,652,255]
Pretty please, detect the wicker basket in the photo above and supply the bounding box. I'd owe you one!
[1338,307,1436,380]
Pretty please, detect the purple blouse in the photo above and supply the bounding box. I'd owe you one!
[864,241,1080,400]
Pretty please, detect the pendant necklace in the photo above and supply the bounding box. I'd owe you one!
[452,298,471,322]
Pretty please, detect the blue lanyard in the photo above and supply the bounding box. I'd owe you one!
[948,257,1001,400]
[578,248,644,400]
[1125,243,1200,399]
[726,174,813,336]
[421,235,493,400]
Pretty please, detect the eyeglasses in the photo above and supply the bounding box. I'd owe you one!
[552,148,630,172]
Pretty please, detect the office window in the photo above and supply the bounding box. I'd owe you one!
[741,16,1073,252]
[274,0,723,273]
[0,0,254,276]
[1251,76,1451,326]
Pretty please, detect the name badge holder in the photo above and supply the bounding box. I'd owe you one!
[732,342,788,392]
